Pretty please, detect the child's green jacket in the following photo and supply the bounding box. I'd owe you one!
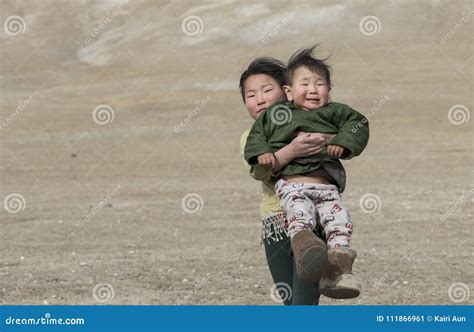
[244,101,369,192]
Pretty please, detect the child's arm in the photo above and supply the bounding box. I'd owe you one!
[240,131,272,180]
[244,112,274,166]
[327,103,369,159]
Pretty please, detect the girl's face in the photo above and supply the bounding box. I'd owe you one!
[243,74,286,120]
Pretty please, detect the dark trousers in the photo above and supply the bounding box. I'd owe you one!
[263,232,321,305]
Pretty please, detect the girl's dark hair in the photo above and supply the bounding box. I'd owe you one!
[239,57,286,102]
[286,45,331,89]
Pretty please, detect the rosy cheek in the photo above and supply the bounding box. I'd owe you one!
[245,101,254,112]
[275,91,286,103]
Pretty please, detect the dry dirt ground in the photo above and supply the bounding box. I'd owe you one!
[1,0,472,305]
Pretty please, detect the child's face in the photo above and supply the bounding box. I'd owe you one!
[284,66,330,110]
[243,74,286,120]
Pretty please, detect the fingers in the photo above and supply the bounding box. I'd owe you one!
[327,145,334,157]
[260,157,270,168]
[336,146,345,158]
[258,153,276,169]
[297,137,324,156]
[296,131,310,136]
[329,145,339,157]
[327,145,345,158]
[305,136,325,145]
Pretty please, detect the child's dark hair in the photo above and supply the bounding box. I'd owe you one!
[286,45,331,89]
[239,57,286,102]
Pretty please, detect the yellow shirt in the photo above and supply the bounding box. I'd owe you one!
[240,130,283,216]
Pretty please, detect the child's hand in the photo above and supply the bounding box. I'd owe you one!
[257,153,277,169]
[327,144,346,158]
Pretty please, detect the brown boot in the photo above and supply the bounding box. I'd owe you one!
[319,248,361,299]
[291,229,329,282]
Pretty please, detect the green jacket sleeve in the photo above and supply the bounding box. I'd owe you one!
[240,130,276,181]
[327,103,369,159]
[244,113,275,166]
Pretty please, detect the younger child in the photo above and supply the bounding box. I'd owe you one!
[244,46,369,299]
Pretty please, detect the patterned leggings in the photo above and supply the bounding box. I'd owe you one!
[275,179,353,249]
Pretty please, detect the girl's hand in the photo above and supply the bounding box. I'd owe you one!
[327,144,346,158]
[290,132,327,158]
[272,132,336,173]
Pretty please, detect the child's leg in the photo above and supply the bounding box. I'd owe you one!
[275,180,318,237]
[311,184,360,299]
[275,179,328,282]
[312,186,352,248]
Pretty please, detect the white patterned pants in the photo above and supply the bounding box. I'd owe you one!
[275,179,353,249]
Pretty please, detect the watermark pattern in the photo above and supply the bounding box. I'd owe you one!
[84,184,122,222]
[84,6,122,45]
[177,273,211,304]
[440,10,474,44]
[92,282,115,303]
[181,193,204,213]
[2,275,33,304]
[0,93,37,131]
[270,105,292,125]
[262,6,299,44]
[4,193,26,214]
[352,95,389,133]
[359,193,381,213]
[3,15,26,36]
[448,104,470,125]
[181,15,204,36]
[440,188,473,222]
[174,96,211,133]
[92,104,115,125]
[356,274,389,304]
[448,282,470,303]
[359,15,382,36]
[270,282,292,303]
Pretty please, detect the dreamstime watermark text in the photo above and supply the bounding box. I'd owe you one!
[84,184,122,222]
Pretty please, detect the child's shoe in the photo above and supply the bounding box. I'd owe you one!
[319,248,361,299]
[291,229,329,282]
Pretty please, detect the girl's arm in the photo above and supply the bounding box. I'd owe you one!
[241,131,335,181]
[273,132,335,172]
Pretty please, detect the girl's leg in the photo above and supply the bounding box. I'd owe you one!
[262,212,321,305]
[263,235,293,306]
[291,258,321,305]
[264,231,321,305]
